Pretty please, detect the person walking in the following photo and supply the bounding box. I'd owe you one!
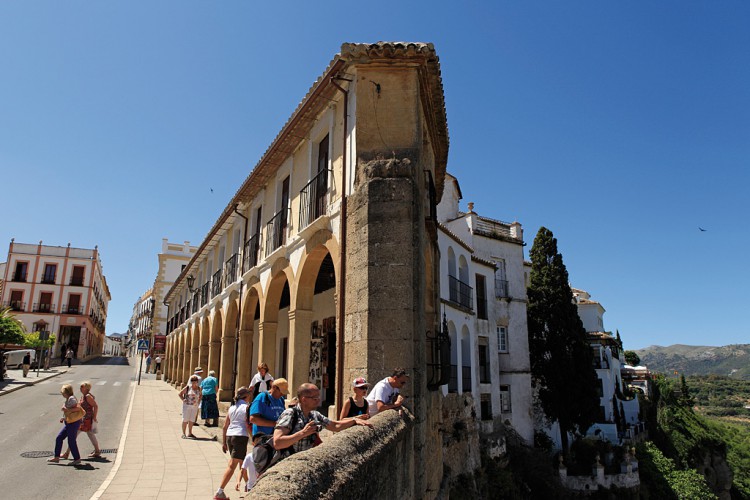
[155,355,162,373]
[145,354,152,374]
[200,370,220,427]
[180,375,201,438]
[65,347,74,368]
[61,381,101,459]
[48,384,84,464]
[22,352,31,377]
[213,387,252,500]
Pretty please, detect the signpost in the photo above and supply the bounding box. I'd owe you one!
[137,339,149,385]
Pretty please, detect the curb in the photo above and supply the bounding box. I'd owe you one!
[89,360,139,500]
[0,369,68,397]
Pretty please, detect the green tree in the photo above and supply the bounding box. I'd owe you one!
[527,227,600,455]
[24,331,56,350]
[0,307,26,344]
[624,350,641,366]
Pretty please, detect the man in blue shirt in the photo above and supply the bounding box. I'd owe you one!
[248,377,288,436]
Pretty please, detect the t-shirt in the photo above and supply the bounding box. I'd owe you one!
[241,451,258,491]
[200,376,218,396]
[226,400,250,437]
[65,395,78,409]
[249,391,285,436]
[365,377,399,415]
[249,372,274,396]
[275,405,331,454]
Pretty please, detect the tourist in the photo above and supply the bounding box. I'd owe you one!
[200,370,220,427]
[145,354,152,374]
[213,386,252,500]
[248,378,288,437]
[22,351,31,377]
[365,368,408,416]
[249,362,274,400]
[48,384,84,464]
[273,383,373,455]
[339,377,370,420]
[65,347,74,368]
[180,375,202,438]
[62,381,101,459]
[155,355,162,373]
[193,366,204,383]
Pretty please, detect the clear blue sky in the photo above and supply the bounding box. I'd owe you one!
[1,2,747,350]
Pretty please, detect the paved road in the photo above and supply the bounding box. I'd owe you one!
[0,356,135,500]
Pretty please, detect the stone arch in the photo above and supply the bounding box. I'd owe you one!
[208,306,224,378]
[199,314,210,370]
[447,246,456,278]
[238,282,261,389]
[458,254,469,284]
[188,323,198,380]
[218,293,240,401]
[259,258,294,377]
[460,324,471,393]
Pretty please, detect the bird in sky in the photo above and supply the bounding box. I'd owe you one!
[699,227,707,232]
[210,188,214,193]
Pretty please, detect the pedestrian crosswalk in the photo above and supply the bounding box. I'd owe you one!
[37,379,135,387]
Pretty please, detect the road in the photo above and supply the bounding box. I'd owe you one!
[0,356,135,500]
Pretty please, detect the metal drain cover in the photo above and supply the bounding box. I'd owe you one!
[100,448,118,454]
[21,451,54,458]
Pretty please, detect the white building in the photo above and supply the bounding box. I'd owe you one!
[103,333,124,356]
[437,174,534,443]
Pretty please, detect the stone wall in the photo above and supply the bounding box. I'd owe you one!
[250,410,414,499]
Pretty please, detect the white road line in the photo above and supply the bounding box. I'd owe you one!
[113,381,122,386]
[61,379,73,384]
[95,381,107,385]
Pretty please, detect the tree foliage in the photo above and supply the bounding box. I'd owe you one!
[24,331,56,350]
[0,307,26,344]
[623,350,640,366]
[527,227,600,452]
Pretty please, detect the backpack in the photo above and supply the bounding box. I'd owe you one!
[252,378,273,400]
[253,407,300,475]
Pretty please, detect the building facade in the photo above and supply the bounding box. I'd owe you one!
[104,333,124,356]
[127,288,154,357]
[0,240,111,361]
[437,174,534,443]
[164,42,450,497]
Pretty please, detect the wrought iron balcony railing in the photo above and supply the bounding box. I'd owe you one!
[201,281,210,305]
[33,302,55,313]
[4,300,26,312]
[243,233,261,274]
[299,169,330,230]
[212,269,223,297]
[62,304,83,315]
[224,253,239,286]
[12,271,27,282]
[69,277,85,286]
[265,208,290,257]
[192,291,200,313]
[41,275,56,284]
[448,276,474,310]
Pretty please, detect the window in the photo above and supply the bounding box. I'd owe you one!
[13,262,28,282]
[500,385,512,413]
[67,294,81,314]
[494,259,508,298]
[42,264,57,284]
[497,326,508,352]
[476,274,487,320]
[478,337,490,383]
[70,266,85,286]
[480,394,492,420]
[38,292,53,313]
[9,290,24,311]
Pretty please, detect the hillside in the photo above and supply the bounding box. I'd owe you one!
[636,344,750,379]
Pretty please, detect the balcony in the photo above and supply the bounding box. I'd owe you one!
[192,291,200,313]
[41,275,56,284]
[299,169,330,230]
[265,208,290,257]
[448,276,474,310]
[32,302,55,313]
[462,366,472,393]
[69,277,85,286]
[495,279,509,299]
[243,234,261,274]
[224,253,239,286]
[62,304,83,315]
[12,271,27,282]
[4,300,26,312]
[211,269,223,298]
[201,282,210,306]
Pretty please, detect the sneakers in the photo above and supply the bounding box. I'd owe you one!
[213,491,228,499]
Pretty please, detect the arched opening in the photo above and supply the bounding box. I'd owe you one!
[238,285,261,389]
[458,255,469,284]
[448,321,458,393]
[199,316,210,371]
[219,296,239,401]
[208,308,223,379]
[260,262,293,380]
[447,246,456,278]
[461,325,471,393]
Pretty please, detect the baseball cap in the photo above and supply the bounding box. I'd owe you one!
[194,366,203,373]
[273,378,289,395]
[352,377,369,388]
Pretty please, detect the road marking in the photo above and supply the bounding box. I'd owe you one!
[113,382,122,386]
[61,379,73,384]
[96,381,107,385]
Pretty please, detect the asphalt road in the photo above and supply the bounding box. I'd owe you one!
[0,356,135,500]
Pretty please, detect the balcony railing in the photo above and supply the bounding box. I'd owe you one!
[212,269,223,297]
[265,208,290,257]
[69,277,85,286]
[62,304,83,315]
[495,279,509,299]
[4,300,26,312]
[243,233,261,274]
[449,364,458,393]
[201,281,210,305]
[448,276,474,310]
[12,271,27,282]
[33,302,55,313]
[185,300,192,318]
[192,291,200,313]
[462,366,472,393]
[299,169,330,229]
[224,253,239,286]
[41,275,56,284]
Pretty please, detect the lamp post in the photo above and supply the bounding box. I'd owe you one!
[187,274,196,293]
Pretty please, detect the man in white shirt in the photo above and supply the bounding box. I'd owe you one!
[365,368,409,416]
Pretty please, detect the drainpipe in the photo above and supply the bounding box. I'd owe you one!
[232,204,248,398]
[331,76,351,416]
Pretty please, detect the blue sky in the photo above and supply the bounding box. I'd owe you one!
[1,2,747,350]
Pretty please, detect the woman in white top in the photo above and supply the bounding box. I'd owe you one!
[214,386,252,500]
[249,362,274,400]
[179,375,202,439]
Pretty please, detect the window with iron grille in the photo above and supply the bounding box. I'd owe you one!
[478,337,490,383]
[480,394,492,420]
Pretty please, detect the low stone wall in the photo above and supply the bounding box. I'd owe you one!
[559,463,640,493]
[250,409,415,499]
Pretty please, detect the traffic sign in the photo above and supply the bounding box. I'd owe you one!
[137,339,150,351]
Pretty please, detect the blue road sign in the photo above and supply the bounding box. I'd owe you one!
[137,339,150,351]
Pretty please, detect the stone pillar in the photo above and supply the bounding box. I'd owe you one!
[198,329,209,376]
[257,321,277,375]
[288,309,313,395]
[219,331,237,402]
[237,328,253,389]
[165,339,172,382]
[177,349,185,387]
[208,340,221,379]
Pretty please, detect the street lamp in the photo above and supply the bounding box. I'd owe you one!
[187,274,196,293]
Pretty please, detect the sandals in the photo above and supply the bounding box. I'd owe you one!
[188,434,197,439]
[181,434,187,439]
[89,452,102,458]
[47,457,60,463]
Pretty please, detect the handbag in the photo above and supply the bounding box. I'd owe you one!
[65,406,85,423]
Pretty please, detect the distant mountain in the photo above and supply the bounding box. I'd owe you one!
[636,344,750,379]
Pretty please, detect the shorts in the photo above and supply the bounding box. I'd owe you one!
[182,404,199,423]
[227,435,249,460]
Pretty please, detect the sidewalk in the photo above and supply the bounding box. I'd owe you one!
[93,376,237,500]
[0,366,67,396]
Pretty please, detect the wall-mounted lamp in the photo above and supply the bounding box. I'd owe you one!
[186,274,196,292]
